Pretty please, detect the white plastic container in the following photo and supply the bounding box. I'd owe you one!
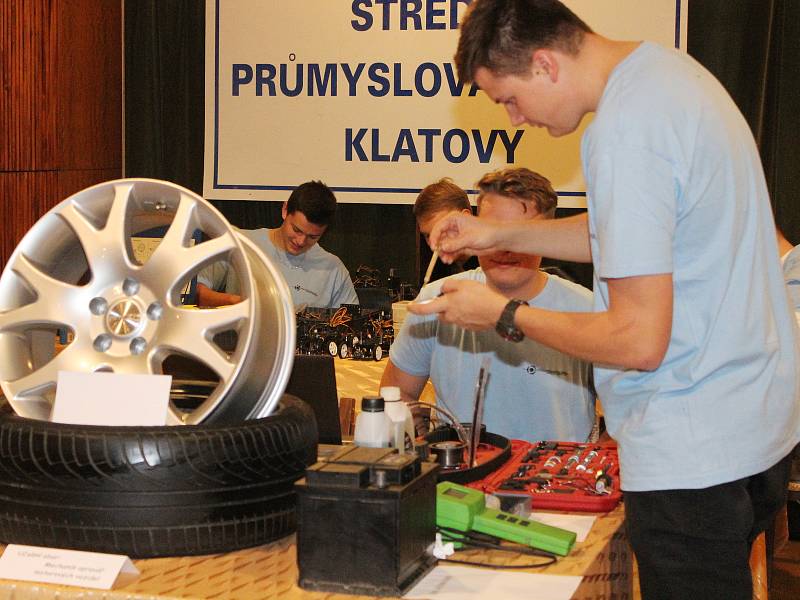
[392,301,410,335]
[353,395,392,448]
[380,386,416,453]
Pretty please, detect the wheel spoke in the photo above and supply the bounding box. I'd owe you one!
[10,253,77,302]
[169,301,250,334]
[156,303,250,380]
[103,182,135,247]
[3,344,82,400]
[181,234,239,271]
[57,201,100,250]
[57,183,134,273]
[192,343,237,381]
[0,255,77,331]
[165,335,237,381]
[152,192,197,257]
[0,301,62,332]
[144,232,239,296]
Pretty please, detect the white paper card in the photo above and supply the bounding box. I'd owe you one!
[52,371,171,426]
[405,565,582,600]
[0,544,139,590]
[530,512,597,543]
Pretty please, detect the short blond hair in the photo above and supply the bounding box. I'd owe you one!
[413,178,470,223]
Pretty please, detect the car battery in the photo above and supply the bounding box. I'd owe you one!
[295,446,439,597]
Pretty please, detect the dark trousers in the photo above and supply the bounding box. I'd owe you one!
[625,453,792,600]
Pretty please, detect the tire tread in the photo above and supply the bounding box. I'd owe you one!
[0,395,317,557]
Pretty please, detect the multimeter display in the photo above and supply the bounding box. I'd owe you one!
[443,488,467,499]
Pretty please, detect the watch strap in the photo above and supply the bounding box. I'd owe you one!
[496,299,526,342]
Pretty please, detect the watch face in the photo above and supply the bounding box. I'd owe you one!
[500,326,524,343]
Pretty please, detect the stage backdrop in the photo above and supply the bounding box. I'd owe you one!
[204,0,687,206]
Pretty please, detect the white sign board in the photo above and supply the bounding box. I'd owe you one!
[51,371,171,426]
[0,545,139,590]
[205,0,688,206]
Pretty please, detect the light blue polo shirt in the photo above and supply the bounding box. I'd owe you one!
[390,269,595,443]
[583,42,800,491]
[197,228,358,309]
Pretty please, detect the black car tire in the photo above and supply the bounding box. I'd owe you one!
[0,394,318,557]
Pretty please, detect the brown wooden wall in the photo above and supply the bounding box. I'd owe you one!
[0,0,122,270]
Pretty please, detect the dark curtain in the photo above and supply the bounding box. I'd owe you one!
[688,0,800,243]
[124,0,800,288]
[124,0,205,194]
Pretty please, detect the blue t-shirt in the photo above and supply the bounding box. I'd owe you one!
[390,269,595,443]
[583,42,800,491]
[197,228,358,309]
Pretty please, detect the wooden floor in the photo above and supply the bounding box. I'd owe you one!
[772,539,800,599]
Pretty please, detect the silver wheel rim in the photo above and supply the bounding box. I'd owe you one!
[327,340,338,356]
[0,179,295,424]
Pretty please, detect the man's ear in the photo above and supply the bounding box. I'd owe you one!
[532,49,559,82]
[460,207,473,216]
[281,201,288,220]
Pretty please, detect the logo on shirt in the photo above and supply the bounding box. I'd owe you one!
[294,284,319,297]
[526,364,568,378]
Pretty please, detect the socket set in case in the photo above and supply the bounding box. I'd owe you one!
[468,440,622,512]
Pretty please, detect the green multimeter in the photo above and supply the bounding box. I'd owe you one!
[435,481,576,556]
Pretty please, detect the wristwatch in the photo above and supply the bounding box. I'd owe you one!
[495,299,526,342]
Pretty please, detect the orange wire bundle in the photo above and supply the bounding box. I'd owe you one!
[328,307,352,327]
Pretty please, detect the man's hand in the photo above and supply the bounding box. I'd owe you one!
[432,212,593,264]
[410,273,673,371]
[428,211,503,264]
[407,279,507,331]
[196,283,242,307]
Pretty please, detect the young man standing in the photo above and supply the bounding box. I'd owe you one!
[197,180,358,309]
[383,167,595,443]
[412,1,799,597]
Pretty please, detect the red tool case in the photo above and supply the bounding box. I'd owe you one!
[467,440,622,512]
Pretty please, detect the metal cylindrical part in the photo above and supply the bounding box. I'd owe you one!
[430,440,466,469]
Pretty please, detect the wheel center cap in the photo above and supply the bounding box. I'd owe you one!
[106,299,143,336]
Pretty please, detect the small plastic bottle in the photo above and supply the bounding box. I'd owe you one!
[380,386,415,453]
[354,395,391,448]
